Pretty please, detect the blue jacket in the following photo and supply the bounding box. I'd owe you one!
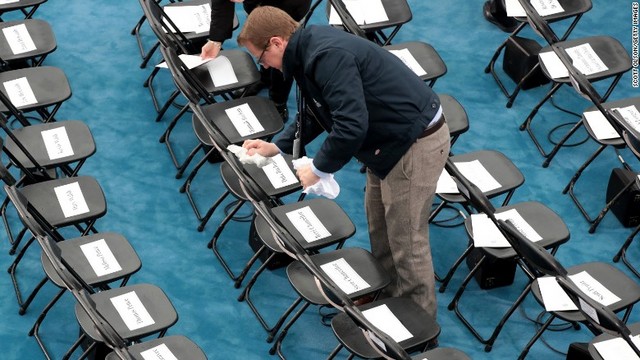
[275,25,442,179]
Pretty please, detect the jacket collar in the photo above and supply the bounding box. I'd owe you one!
[282,26,304,81]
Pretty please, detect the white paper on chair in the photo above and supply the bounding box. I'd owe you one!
[285,205,331,243]
[3,77,37,107]
[388,48,427,77]
[538,276,579,311]
[140,343,179,360]
[204,55,238,87]
[583,110,621,140]
[616,105,640,134]
[570,271,621,306]
[471,208,542,248]
[320,258,371,295]
[362,304,413,343]
[54,182,90,218]
[261,154,298,189]
[163,4,211,34]
[539,43,608,79]
[2,23,36,55]
[328,0,389,25]
[594,335,640,360]
[79,239,123,277]
[155,54,212,69]
[505,0,564,18]
[454,160,502,193]
[110,291,156,331]
[225,103,265,137]
[435,169,458,194]
[41,126,74,160]
[0,0,19,5]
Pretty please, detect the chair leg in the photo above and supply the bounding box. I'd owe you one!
[197,191,230,232]
[588,178,636,233]
[7,235,37,311]
[155,89,180,123]
[176,143,204,180]
[614,225,640,278]
[561,144,608,224]
[518,314,555,360]
[29,288,66,360]
[62,333,87,360]
[439,243,474,293]
[269,301,312,357]
[209,200,247,277]
[542,119,586,169]
[518,83,563,157]
[158,103,192,171]
[326,344,344,360]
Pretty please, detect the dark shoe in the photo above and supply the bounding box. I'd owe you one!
[483,1,518,33]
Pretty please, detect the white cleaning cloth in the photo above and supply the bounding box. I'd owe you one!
[291,156,340,199]
[227,144,273,168]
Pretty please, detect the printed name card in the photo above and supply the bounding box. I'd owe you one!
[205,55,238,87]
[388,48,427,77]
[583,110,620,140]
[362,304,413,343]
[505,0,564,17]
[593,335,640,360]
[570,271,621,306]
[3,77,37,108]
[110,291,156,331]
[2,23,36,55]
[328,0,389,25]
[262,154,298,189]
[540,43,608,79]
[539,271,621,312]
[285,206,331,243]
[79,239,123,277]
[41,126,74,160]
[225,103,265,137]
[156,54,211,69]
[54,182,90,218]
[320,258,371,294]
[163,4,211,34]
[616,105,640,134]
[0,0,19,5]
[454,160,502,193]
[140,343,179,360]
[471,208,542,248]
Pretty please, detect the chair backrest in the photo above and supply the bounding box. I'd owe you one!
[555,275,640,356]
[516,0,560,44]
[159,45,213,106]
[444,158,497,216]
[142,0,191,54]
[4,183,64,242]
[497,219,568,277]
[36,234,131,357]
[0,112,50,180]
[325,0,367,39]
[0,142,17,186]
[610,108,640,160]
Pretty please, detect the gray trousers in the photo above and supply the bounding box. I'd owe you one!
[365,122,450,319]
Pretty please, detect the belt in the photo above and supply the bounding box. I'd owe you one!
[418,114,445,139]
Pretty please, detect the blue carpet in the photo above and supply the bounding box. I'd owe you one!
[0,1,639,359]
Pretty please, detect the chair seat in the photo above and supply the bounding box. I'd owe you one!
[194,96,284,145]
[190,49,260,95]
[331,297,440,358]
[255,197,355,253]
[20,175,107,227]
[220,154,301,200]
[42,232,141,288]
[6,120,96,169]
[105,335,208,360]
[588,322,640,360]
[286,247,391,304]
[0,0,45,12]
[0,66,71,112]
[438,150,525,203]
[0,19,56,61]
[383,41,447,84]
[75,283,178,342]
[539,36,631,83]
[465,201,570,259]
[581,96,640,147]
[532,262,640,323]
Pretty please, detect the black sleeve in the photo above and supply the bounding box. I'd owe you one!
[209,0,235,42]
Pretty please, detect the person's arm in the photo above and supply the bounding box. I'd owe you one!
[201,0,238,59]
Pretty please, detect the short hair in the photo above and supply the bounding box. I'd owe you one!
[237,6,300,48]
